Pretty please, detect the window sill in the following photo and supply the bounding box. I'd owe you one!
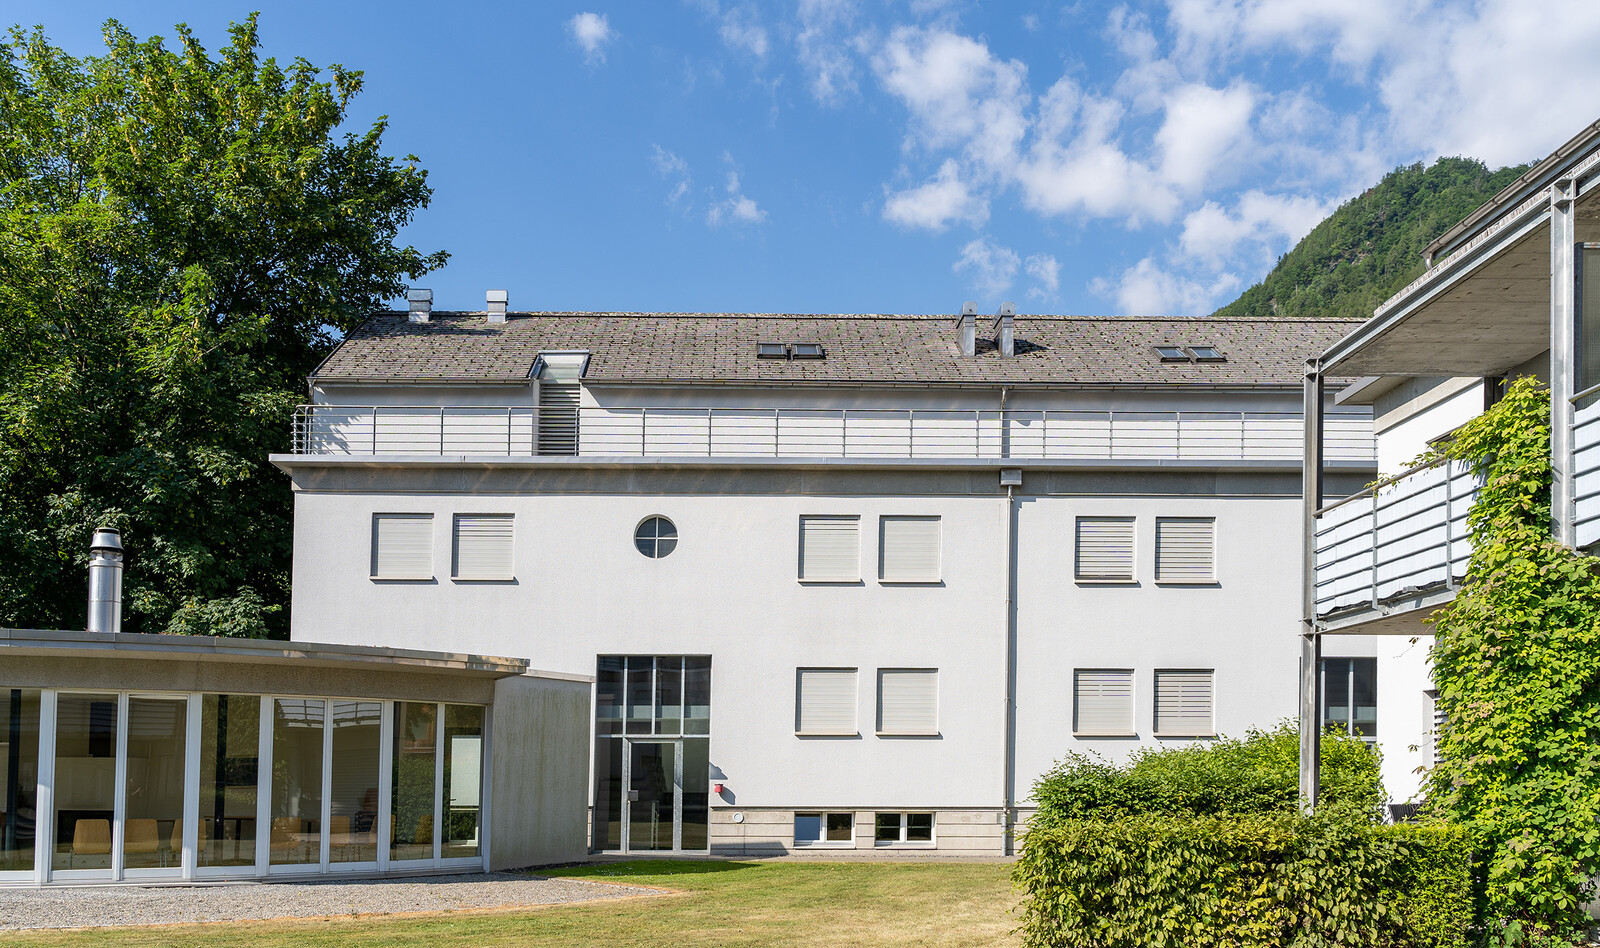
[1072,732,1138,738]
[1155,732,1217,739]
[1074,578,1138,585]
[1154,579,1217,586]
[370,575,434,582]
[878,578,942,586]
[451,576,517,583]
[797,579,862,585]
[793,841,855,848]
[795,731,859,738]
[875,731,940,738]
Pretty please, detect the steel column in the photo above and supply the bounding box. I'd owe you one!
[1552,178,1578,548]
[1300,361,1325,810]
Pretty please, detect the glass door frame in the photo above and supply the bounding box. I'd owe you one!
[621,737,682,853]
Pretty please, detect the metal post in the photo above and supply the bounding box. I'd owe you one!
[707,407,713,457]
[372,407,379,455]
[641,408,647,456]
[908,409,915,458]
[1552,178,1578,547]
[506,407,513,455]
[1300,360,1325,811]
[773,408,779,456]
[439,406,445,454]
[841,409,848,457]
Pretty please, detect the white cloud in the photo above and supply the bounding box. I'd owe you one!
[719,7,770,59]
[882,159,988,231]
[1093,257,1242,316]
[707,171,766,226]
[875,26,1029,164]
[953,236,1020,296]
[568,12,615,64]
[651,145,692,206]
[1178,190,1332,268]
[1154,82,1256,193]
[1025,253,1060,298]
[797,0,862,104]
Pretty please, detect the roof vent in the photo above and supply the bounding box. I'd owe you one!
[957,301,977,357]
[992,302,1015,357]
[87,527,123,634]
[407,288,433,324]
[487,289,508,323]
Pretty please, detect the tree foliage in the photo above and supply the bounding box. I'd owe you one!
[1213,158,1529,320]
[0,16,444,637]
[1030,722,1386,825]
[1425,377,1600,944]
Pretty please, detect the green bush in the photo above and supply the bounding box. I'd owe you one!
[1014,809,1474,948]
[1030,721,1385,826]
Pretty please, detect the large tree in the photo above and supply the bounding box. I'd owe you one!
[0,16,445,638]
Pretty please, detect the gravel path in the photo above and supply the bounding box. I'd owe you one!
[0,872,665,930]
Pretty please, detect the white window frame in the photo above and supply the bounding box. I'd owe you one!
[370,513,435,581]
[1074,516,1136,584]
[1152,669,1216,739]
[798,516,861,584]
[873,812,935,847]
[875,668,939,737]
[1072,668,1136,737]
[877,515,942,584]
[794,668,858,736]
[1154,517,1217,585]
[793,811,855,848]
[451,513,516,582]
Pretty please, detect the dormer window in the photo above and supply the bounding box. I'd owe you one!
[1155,345,1189,362]
[791,343,825,359]
[1188,346,1226,362]
[757,342,788,359]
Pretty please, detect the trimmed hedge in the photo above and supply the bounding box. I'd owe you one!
[1014,810,1474,948]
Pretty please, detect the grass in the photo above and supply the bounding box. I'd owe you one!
[6,860,1022,948]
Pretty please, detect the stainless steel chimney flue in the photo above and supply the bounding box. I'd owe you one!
[487,289,508,323]
[407,288,433,324]
[87,527,123,634]
[993,302,1015,357]
[957,301,978,357]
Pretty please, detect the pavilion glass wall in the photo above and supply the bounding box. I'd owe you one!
[1,687,488,884]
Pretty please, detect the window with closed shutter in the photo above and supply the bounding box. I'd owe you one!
[453,514,514,579]
[1075,517,1135,581]
[371,514,433,579]
[876,669,938,734]
[1156,518,1215,583]
[796,668,857,734]
[1153,670,1214,736]
[1074,669,1134,735]
[879,516,941,582]
[799,516,860,582]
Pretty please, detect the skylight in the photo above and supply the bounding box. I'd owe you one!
[791,343,825,359]
[1188,346,1226,362]
[1154,345,1189,362]
[757,342,788,359]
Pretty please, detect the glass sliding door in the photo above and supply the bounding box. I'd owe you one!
[0,689,41,877]
[328,701,381,867]
[269,698,324,868]
[52,693,117,875]
[442,705,483,860]
[197,694,260,870]
[391,702,437,863]
[122,696,186,875]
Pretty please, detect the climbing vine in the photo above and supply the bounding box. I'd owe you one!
[1425,377,1600,944]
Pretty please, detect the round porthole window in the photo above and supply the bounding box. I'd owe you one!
[634,516,678,558]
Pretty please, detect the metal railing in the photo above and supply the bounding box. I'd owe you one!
[292,404,1376,462]
[1312,458,1479,619]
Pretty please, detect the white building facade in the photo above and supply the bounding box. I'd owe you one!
[279,305,1377,855]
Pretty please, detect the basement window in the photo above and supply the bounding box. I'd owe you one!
[1154,345,1190,362]
[757,342,788,359]
[791,342,825,359]
[1187,346,1226,362]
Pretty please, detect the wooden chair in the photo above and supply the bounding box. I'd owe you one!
[269,817,306,861]
[168,818,211,864]
[70,818,110,867]
[123,819,160,865]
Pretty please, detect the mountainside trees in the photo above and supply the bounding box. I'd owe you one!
[0,16,445,637]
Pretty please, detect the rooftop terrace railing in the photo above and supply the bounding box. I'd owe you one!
[1313,458,1478,621]
[293,404,1376,463]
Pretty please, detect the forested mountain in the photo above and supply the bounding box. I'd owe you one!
[1213,157,1532,320]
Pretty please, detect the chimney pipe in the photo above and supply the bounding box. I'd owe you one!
[993,302,1015,357]
[487,289,508,323]
[957,301,977,357]
[87,527,123,634]
[407,288,433,324]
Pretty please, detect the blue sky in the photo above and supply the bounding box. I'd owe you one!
[12,1,1600,316]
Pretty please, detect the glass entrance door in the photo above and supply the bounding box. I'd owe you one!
[625,741,677,851]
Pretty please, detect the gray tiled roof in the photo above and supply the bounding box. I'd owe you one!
[312,312,1364,387]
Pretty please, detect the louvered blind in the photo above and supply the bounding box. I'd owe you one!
[1075,517,1135,581]
[1156,518,1215,582]
[372,514,433,578]
[796,668,857,734]
[1154,670,1214,736]
[538,382,580,456]
[800,516,860,581]
[879,516,941,582]
[877,669,938,734]
[453,514,514,579]
[1074,669,1134,735]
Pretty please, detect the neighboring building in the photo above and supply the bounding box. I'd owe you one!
[1303,116,1600,807]
[0,532,592,886]
[276,301,1375,855]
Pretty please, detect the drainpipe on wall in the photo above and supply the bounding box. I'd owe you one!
[86,527,123,634]
[1000,402,1021,856]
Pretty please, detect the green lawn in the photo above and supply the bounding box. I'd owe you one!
[9,861,1022,948]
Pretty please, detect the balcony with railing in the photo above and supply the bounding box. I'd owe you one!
[291,404,1376,464]
[1312,459,1479,629]
[1574,389,1600,547]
